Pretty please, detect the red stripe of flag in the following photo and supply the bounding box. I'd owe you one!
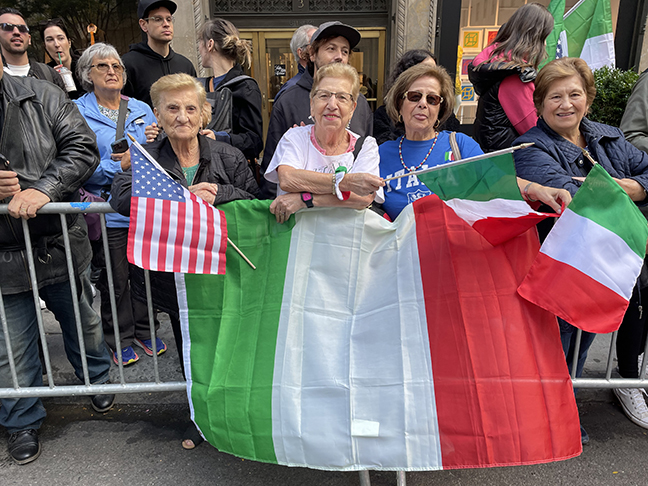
[413,195,581,469]
[202,199,215,273]
[186,193,202,273]
[127,196,140,265]
[172,201,187,273]
[217,208,228,275]
[518,252,630,334]
[157,199,172,271]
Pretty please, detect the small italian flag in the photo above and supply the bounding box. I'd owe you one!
[176,198,581,471]
[518,164,648,334]
[417,152,554,246]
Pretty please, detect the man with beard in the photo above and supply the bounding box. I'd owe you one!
[0,8,65,92]
[122,0,196,108]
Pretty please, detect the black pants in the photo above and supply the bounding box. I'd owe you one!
[97,227,154,350]
[617,284,648,379]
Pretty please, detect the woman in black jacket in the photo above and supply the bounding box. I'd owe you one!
[197,18,264,162]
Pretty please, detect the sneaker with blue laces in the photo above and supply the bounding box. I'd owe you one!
[134,337,167,357]
[113,346,139,366]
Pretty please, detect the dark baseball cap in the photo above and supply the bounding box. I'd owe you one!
[311,21,361,49]
[138,0,177,19]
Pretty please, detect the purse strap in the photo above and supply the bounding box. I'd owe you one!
[115,98,128,140]
[449,131,462,161]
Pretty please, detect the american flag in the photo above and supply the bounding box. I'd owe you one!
[127,142,227,274]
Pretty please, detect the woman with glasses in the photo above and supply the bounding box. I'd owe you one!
[197,18,263,162]
[468,2,554,152]
[264,63,385,223]
[379,63,569,221]
[38,18,85,99]
[74,43,162,367]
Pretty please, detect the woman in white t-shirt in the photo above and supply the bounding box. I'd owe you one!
[264,63,385,223]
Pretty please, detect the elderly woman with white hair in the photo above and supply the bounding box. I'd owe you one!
[74,42,160,367]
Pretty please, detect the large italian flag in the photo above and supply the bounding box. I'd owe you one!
[176,198,581,471]
[418,152,555,246]
[518,164,648,334]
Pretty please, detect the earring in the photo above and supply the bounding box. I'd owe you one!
[433,119,440,130]
[308,115,314,121]
[398,114,403,123]
[346,121,351,129]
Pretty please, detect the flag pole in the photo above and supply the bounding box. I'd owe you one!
[383,142,534,182]
[127,135,257,270]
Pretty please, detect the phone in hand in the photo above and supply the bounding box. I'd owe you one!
[110,138,129,154]
[0,153,9,170]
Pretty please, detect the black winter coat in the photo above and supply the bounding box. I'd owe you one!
[514,117,648,197]
[0,75,100,294]
[209,64,264,161]
[468,61,536,152]
[110,135,259,315]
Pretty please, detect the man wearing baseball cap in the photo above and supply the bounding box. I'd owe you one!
[122,0,196,107]
[259,21,374,198]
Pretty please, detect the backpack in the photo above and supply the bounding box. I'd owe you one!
[197,75,255,133]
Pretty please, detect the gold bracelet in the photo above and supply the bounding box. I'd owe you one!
[332,173,336,195]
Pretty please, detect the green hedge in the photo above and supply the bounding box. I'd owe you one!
[588,66,639,127]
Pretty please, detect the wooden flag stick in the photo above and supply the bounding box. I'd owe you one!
[127,134,257,270]
[228,238,256,270]
[383,142,535,182]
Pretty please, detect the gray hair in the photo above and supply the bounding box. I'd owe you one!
[76,42,127,93]
[290,24,316,60]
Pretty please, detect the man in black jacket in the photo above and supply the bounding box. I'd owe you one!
[0,65,113,465]
[0,8,66,92]
[259,21,374,199]
[122,0,196,107]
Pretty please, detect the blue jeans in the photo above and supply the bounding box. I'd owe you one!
[0,266,111,433]
[559,317,596,379]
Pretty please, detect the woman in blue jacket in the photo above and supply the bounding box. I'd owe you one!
[75,43,161,367]
[515,57,648,439]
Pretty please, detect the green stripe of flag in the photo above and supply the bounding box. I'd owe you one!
[567,164,648,259]
[564,0,613,57]
[417,152,522,202]
[184,199,294,463]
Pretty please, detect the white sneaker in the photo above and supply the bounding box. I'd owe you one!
[614,388,648,429]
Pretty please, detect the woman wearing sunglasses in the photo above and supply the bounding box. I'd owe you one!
[379,63,570,221]
[468,3,554,152]
[264,62,385,224]
[74,43,161,367]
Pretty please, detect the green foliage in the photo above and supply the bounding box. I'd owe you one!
[588,66,639,128]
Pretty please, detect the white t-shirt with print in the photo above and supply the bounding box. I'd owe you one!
[264,125,384,203]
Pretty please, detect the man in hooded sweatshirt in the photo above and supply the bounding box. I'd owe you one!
[122,0,196,108]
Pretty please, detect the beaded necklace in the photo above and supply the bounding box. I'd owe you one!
[398,133,438,172]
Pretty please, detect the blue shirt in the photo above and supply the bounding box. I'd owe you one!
[379,131,483,220]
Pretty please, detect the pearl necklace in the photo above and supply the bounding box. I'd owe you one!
[399,133,438,173]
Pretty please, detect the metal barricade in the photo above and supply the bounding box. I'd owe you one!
[0,202,185,398]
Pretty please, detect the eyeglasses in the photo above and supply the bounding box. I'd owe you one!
[403,90,443,106]
[144,16,175,24]
[0,23,29,34]
[313,89,354,105]
[90,63,124,74]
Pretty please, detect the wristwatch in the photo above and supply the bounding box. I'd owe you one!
[301,192,314,208]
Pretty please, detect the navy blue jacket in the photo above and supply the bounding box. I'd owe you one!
[514,117,648,197]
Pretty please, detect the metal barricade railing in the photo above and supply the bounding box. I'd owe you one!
[0,202,185,398]
[0,201,646,397]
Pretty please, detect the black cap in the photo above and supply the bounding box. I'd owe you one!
[311,21,361,49]
[138,0,177,19]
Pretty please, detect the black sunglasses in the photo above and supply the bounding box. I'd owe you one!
[403,90,443,106]
[0,23,29,34]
